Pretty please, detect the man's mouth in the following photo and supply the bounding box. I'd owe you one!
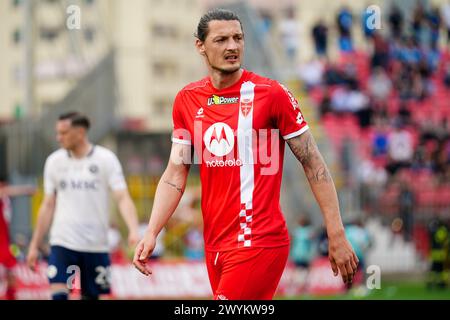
[225,54,239,62]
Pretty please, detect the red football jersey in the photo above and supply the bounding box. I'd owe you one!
[172,69,309,252]
[0,198,16,268]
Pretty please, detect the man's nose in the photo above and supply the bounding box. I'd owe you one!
[226,38,238,51]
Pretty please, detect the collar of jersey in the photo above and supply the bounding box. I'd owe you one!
[67,145,95,159]
[207,69,248,93]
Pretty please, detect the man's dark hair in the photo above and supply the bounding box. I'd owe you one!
[58,111,90,130]
[195,8,243,42]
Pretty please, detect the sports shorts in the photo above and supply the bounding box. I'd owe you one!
[47,245,111,298]
[205,245,289,300]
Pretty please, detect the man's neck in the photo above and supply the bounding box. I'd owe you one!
[70,140,92,159]
[209,68,243,90]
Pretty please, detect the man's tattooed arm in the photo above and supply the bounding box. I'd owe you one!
[286,130,332,184]
[163,180,183,194]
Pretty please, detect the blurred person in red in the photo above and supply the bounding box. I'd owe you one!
[0,175,35,300]
[133,9,358,300]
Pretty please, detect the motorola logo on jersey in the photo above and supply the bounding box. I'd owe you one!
[203,122,235,157]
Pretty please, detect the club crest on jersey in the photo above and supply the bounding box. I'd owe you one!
[59,180,67,190]
[240,98,253,117]
[203,122,234,157]
[207,95,239,106]
[89,164,99,174]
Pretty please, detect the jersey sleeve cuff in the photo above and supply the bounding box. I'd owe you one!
[282,125,309,140]
[172,138,192,145]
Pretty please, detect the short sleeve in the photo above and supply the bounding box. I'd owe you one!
[171,91,192,145]
[43,157,56,195]
[107,153,127,191]
[271,82,309,140]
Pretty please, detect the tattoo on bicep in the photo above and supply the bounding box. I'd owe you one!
[163,180,183,194]
[287,132,332,184]
[287,132,315,166]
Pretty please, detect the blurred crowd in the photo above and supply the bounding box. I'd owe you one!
[295,3,450,242]
[291,2,450,287]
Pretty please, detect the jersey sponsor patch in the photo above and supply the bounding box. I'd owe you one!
[203,122,235,157]
[207,95,239,106]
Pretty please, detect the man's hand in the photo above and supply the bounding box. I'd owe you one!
[132,232,156,276]
[127,229,140,248]
[26,246,39,272]
[328,232,359,285]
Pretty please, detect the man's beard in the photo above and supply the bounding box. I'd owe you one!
[211,64,241,75]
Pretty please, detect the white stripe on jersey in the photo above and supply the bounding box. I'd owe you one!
[237,81,256,248]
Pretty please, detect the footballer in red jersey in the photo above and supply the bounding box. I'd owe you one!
[134,9,358,300]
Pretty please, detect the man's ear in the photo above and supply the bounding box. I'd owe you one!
[195,39,206,56]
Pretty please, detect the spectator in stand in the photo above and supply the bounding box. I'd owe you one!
[434,138,449,176]
[411,68,428,101]
[348,82,371,128]
[280,7,300,61]
[372,119,389,158]
[336,6,354,52]
[396,37,421,65]
[330,85,351,113]
[397,102,412,126]
[341,63,359,88]
[358,159,388,213]
[311,19,328,57]
[388,4,404,39]
[370,32,390,71]
[427,7,441,50]
[318,88,332,118]
[443,63,450,88]
[386,121,414,175]
[368,67,392,107]
[411,3,426,47]
[298,58,324,90]
[259,10,273,37]
[324,60,346,85]
[395,63,418,101]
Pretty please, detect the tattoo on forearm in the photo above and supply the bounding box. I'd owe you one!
[307,165,332,183]
[287,132,332,184]
[163,180,183,194]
